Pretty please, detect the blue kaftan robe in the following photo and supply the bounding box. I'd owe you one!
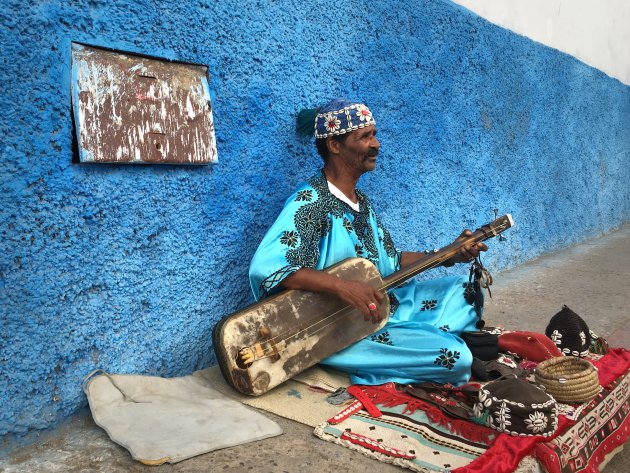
[249,172,478,386]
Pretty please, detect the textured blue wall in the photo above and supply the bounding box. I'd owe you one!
[1,0,629,442]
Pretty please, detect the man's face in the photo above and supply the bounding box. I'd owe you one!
[333,125,380,173]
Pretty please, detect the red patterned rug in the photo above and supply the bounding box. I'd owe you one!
[315,349,630,473]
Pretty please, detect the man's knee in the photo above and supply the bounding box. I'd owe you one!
[444,342,473,386]
[455,344,473,377]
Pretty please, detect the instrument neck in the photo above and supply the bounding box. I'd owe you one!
[380,227,493,292]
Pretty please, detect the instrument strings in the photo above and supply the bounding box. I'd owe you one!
[251,299,377,359]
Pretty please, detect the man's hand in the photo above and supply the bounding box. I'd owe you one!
[334,279,385,324]
[449,229,488,264]
[281,268,385,324]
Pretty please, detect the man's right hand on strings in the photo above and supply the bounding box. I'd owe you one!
[281,268,384,323]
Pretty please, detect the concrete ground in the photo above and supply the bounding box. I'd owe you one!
[2,226,629,473]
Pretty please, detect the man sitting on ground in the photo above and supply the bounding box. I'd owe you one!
[249,98,487,386]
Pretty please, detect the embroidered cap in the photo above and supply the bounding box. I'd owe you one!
[498,331,563,362]
[314,98,376,138]
[545,305,592,357]
[473,375,558,437]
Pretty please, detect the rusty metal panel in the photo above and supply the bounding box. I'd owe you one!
[71,44,217,164]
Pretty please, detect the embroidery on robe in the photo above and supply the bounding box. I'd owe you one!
[343,217,354,233]
[434,348,460,370]
[420,299,438,311]
[370,331,394,346]
[374,213,398,259]
[259,265,302,296]
[295,189,313,201]
[388,293,399,316]
[350,198,380,264]
[439,325,450,332]
[280,230,298,247]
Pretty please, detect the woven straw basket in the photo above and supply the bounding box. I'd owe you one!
[535,356,600,403]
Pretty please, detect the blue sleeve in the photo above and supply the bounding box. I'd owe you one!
[249,184,327,300]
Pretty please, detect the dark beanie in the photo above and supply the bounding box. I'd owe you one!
[545,305,592,357]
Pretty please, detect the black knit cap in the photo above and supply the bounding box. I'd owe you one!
[545,305,592,357]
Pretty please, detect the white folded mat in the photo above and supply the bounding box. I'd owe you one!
[83,370,283,465]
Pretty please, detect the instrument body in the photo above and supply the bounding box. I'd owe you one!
[213,258,389,396]
[214,214,514,396]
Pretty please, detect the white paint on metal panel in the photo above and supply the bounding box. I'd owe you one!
[71,43,218,164]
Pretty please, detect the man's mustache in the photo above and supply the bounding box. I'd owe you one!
[368,148,379,157]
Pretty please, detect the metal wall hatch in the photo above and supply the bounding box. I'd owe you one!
[71,44,218,164]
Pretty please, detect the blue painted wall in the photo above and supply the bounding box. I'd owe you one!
[1,0,629,442]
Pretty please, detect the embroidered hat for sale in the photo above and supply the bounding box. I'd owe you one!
[498,331,563,362]
[461,331,499,361]
[471,354,528,381]
[473,375,558,437]
[545,305,592,357]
